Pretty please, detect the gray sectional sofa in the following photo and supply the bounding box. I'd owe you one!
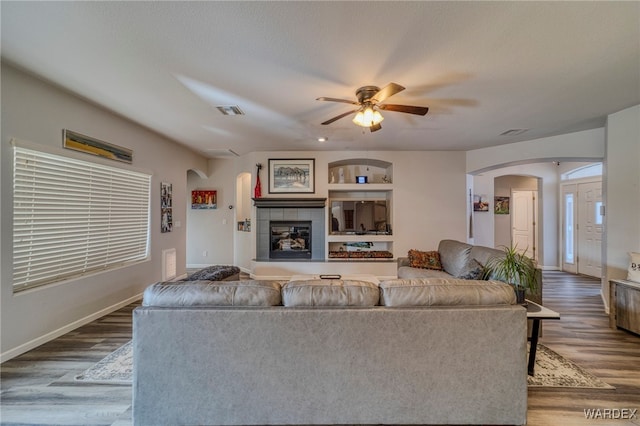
[133,277,528,426]
[398,239,543,305]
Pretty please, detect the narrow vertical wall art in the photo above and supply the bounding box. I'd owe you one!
[161,182,173,232]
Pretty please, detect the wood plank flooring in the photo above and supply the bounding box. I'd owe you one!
[1,271,639,425]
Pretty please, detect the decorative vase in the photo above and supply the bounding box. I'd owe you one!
[254,163,262,198]
[515,288,527,305]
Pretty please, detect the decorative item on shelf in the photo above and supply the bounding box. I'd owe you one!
[160,182,172,233]
[356,176,368,184]
[483,244,537,305]
[191,190,217,209]
[338,167,345,184]
[254,163,262,198]
[382,175,391,183]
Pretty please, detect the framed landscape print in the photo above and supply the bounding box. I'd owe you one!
[268,158,315,194]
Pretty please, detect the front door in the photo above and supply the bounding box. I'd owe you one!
[577,181,603,278]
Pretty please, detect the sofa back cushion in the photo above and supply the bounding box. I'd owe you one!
[437,240,473,277]
[379,278,516,307]
[143,280,284,307]
[470,245,504,269]
[282,279,379,307]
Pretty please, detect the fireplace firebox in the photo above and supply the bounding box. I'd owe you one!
[270,221,312,259]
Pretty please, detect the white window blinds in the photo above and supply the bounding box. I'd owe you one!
[13,146,151,291]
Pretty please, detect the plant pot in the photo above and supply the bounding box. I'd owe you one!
[514,288,527,305]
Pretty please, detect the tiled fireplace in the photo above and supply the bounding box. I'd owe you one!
[254,198,326,261]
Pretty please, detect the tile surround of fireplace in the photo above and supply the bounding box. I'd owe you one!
[255,199,325,261]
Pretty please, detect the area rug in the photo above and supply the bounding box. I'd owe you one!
[76,341,613,389]
[527,343,614,389]
[75,341,133,384]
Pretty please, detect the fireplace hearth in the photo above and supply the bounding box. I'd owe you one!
[270,221,311,259]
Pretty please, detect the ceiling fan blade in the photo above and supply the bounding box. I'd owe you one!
[371,83,405,104]
[316,97,359,105]
[321,109,359,125]
[378,104,429,116]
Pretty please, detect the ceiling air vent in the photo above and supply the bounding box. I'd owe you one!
[216,105,244,116]
[500,129,529,136]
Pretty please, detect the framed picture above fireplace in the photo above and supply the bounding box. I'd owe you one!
[268,158,315,194]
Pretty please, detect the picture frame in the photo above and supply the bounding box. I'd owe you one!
[191,190,217,209]
[268,158,315,194]
[161,182,173,233]
[473,194,489,212]
[63,129,133,164]
[494,196,510,215]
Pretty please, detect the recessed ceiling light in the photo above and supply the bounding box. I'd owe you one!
[317,137,328,142]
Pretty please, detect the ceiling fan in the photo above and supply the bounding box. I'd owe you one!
[316,83,429,132]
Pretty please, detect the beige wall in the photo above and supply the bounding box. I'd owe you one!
[604,104,640,309]
[1,63,208,361]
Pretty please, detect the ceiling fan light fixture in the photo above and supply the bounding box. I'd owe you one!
[352,106,383,128]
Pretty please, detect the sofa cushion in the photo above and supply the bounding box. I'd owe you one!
[438,239,473,277]
[408,249,443,270]
[397,266,453,279]
[379,278,516,307]
[143,280,283,307]
[470,245,504,268]
[282,279,379,307]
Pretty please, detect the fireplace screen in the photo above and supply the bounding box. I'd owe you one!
[270,221,311,259]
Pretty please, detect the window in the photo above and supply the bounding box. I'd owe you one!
[13,146,151,292]
[561,163,602,181]
[564,193,574,264]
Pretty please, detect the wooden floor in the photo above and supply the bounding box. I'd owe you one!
[1,271,639,425]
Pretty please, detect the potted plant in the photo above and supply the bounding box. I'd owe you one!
[483,245,537,305]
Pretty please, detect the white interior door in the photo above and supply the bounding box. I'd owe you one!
[511,190,538,261]
[577,181,603,278]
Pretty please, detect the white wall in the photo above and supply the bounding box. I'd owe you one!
[471,163,559,269]
[1,63,207,361]
[466,128,605,174]
[604,104,640,308]
[186,159,236,267]
[194,150,468,270]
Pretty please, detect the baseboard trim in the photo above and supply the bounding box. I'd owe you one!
[0,293,143,363]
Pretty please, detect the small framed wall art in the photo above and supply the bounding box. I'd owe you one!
[268,158,315,194]
[494,196,510,215]
[161,182,173,233]
[192,190,217,209]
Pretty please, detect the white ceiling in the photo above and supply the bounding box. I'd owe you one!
[2,1,639,157]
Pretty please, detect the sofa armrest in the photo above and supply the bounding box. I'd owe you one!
[397,257,410,267]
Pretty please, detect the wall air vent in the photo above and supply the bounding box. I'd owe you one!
[216,105,244,116]
[205,149,240,157]
[500,129,529,136]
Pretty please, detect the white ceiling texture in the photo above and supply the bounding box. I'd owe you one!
[2,1,639,157]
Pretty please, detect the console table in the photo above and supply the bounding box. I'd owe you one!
[526,301,560,376]
[609,279,640,335]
